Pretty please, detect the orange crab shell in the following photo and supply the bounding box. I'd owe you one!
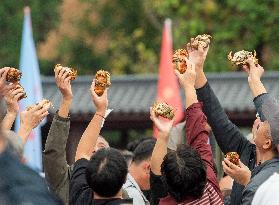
[225,152,240,165]
[6,67,22,83]
[94,70,111,96]
[172,49,189,74]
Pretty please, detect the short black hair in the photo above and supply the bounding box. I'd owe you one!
[132,138,156,164]
[161,144,206,202]
[86,148,128,197]
[127,136,154,152]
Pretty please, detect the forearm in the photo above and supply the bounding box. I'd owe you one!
[75,109,106,161]
[43,114,70,190]
[184,85,198,109]
[17,125,32,145]
[195,70,207,89]
[2,112,17,130]
[151,135,168,175]
[248,79,267,98]
[58,99,72,118]
[196,82,249,154]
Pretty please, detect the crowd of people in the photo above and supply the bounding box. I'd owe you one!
[0,40,279,205]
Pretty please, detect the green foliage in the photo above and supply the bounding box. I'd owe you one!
[0,0,61,69]
[0,0,278,74]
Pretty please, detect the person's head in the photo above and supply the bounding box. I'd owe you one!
[93,135,109,153]
[121,150,134,167]
[161,144,206,203]
[126,136,153,152]
[252,118,273,153]
[86,148,128,198]
[130,138,156,190]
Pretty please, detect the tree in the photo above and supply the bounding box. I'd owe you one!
[1,0,278,75]
[0,0,60,71]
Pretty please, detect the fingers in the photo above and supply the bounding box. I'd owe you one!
[198,44,204,52]
[57,68,67,82]
[61,69,69,80]
[222,161,233,175]
[185,58,195,71]
[190,38,194,50]
[0,67,10,80]
[64,76,72,84]
[174,69,182,78]
[224,158,239,170]
[54,66,62,78]
[149,107,156,121]
[14,92,25,101]
[186,42,192,52]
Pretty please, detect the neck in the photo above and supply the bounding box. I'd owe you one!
[259,150,275,164]
[129,163,142,188]
[94,190,122,200]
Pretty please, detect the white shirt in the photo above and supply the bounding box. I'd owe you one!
[123,173,149,205]
[252,172,279,205]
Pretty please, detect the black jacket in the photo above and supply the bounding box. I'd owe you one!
[196,82,258,205]
[0,149,62,205]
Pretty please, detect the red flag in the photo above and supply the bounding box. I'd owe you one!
[154,19,184,138]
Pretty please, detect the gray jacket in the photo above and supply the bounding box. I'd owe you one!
[241,158,279,205]
[43,113,71,204]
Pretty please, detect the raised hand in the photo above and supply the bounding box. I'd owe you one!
[150,107,174,139]
[4,85,25,114]
[0,67,15,96]
[18,101,51,144]
[222,158,251,186]
[55,66,73,101]
[175,57,196,89]
[243,58,264,83]
[186,38,209,70]
[90,81,108,114]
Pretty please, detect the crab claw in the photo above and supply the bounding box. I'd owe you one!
[227,51,233,61]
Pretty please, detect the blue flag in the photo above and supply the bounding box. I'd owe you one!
[15,7,44,171]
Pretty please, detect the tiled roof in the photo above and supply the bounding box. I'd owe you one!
[42,72,279,116]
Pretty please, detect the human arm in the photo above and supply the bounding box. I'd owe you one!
[243,59,268,121]
[222,158,251,186]
[69,159,93,204]
[150,107,174,204]
[2,85,25,130]
[188,43,250,155]
[74,82,108,161]
[17,101,50,145]
[0,67,16,98]
[175,58,220,192]
[43,66,73,203]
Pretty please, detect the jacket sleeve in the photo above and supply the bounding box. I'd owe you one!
[241,189,256,205]
[43,113,70,203]
[253,93,269,121]
[185,103,222,197]
[196,82,251,155]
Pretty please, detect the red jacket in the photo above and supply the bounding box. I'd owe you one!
[159,103,223,205]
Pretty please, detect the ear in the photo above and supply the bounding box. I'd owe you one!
[143,162,151,175]
[263,138,272,150]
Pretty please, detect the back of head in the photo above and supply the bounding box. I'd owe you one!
[86,148,128,197]
[161,144,206,202]
[127,136,154,152]
[132,138,156,164]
